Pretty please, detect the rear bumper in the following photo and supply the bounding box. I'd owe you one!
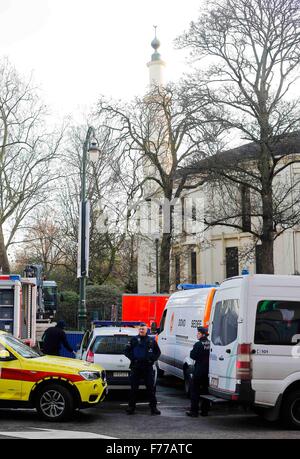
[209,381,255,404]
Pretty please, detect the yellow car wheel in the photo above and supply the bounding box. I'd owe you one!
[36,383,74,421]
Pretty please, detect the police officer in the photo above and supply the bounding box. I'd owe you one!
[124,323,161,415]
[186,326,210,417]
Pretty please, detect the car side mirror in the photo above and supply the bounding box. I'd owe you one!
[0,350,14,361]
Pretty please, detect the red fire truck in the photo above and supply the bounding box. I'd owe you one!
[122,294,169,331]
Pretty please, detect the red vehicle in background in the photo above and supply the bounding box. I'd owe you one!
[122,294,169,332]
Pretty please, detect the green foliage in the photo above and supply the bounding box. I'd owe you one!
[86,284,122,322]
[55,290,79,329]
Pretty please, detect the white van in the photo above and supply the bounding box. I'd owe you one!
[209,274,300,428]
[157,286,217,394]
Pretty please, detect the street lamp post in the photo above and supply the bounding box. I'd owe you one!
[77,126,100,331]
[155,237,160,294]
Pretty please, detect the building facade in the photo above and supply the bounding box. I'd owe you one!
[137,36,300,293]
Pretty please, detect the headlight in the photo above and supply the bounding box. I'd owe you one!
[79,371,101,381]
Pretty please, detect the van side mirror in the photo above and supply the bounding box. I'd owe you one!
[156,327,161,335]
[151,322,157,334]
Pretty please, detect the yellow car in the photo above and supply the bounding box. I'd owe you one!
[0,331,108,421]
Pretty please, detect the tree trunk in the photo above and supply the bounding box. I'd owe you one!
[159,194,174,293]
[260,187,274,273]
[260,237,274,274]
[159,232,172,293]
[0,224,10,273]
[259,130,275,274]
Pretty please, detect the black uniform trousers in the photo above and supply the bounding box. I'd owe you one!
[190,375,210,415]
[128,365,157,409]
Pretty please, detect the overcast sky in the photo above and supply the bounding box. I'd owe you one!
[0,0,202,121]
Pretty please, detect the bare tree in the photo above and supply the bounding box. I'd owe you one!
[177,0,300,273]
[0,58,64,272]
[13,210,66,276]
[97,83,219,292]
[56,123,141,287]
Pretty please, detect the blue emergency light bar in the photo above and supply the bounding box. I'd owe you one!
[0,274,21,282]
[177,283,217,290]
[93,321,143,328]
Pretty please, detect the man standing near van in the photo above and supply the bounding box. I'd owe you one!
[124,323,161,415]
[42,320,75,356]
[186,326,210,417]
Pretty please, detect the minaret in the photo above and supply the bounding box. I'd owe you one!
[147,26,166,87]
[137,28,167,295]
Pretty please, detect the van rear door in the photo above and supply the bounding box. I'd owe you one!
[210,294,240,394]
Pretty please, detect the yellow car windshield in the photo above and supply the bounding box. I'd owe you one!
[1,334,41,359]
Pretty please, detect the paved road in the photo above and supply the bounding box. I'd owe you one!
[0,376,299,439]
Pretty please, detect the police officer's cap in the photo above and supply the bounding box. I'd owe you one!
[197,326,208,334]
[139,322,147,327]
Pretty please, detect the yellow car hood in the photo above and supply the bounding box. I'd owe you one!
[23,355,104,374]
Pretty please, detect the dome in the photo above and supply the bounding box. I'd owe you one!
[151,37,160,52]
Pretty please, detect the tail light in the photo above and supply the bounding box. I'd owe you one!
[87,349,94,363]
[236,343,252,380]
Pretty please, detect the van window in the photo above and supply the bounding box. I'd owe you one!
[255,300,300,345]
[160,310,167,333]
[211,299,239,346]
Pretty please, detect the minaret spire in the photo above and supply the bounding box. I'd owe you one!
[147,26,166,87]
[151,25,161,61]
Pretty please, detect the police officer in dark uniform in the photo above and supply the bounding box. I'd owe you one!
[186,326,210,417]
[124,323,161,415]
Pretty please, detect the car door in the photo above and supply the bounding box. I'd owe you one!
[0,342,22,401]
[76,330,91,360]
[209,296,240,393]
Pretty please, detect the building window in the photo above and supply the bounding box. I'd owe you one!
[255,245,263,274]
[191,252,197,284]
[241,185,251,232]
[181,197,185,233]
[175,255,181,287]
[226,247,239,278]
[192,202,197,222]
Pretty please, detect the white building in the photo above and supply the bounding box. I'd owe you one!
[137,35,300,293]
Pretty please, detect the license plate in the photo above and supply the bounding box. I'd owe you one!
[211,377,219,388]
[113,372,129,377]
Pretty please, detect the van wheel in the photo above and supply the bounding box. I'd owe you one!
[282,390,300,429]
[36,383,74,422]
[184,368,192,398]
